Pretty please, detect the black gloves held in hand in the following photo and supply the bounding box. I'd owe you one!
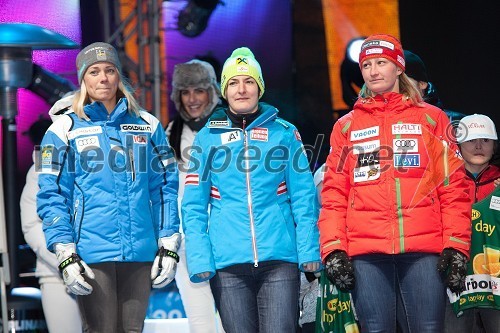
[437,248,468,294]
[325,250,355,292]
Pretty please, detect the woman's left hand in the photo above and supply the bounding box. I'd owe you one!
[302,262,320,272]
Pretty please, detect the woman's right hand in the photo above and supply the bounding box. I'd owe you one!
[196,272,211,279]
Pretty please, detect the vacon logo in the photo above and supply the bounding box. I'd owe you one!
[350,126,379,141]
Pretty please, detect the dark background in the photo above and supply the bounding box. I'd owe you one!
[295,0,499,167]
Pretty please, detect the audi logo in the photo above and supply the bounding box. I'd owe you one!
[76,138,97,146]
[394,139,416,148]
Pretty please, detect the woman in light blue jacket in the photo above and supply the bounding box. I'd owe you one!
[182,47,321,333]
[37,42,180,333]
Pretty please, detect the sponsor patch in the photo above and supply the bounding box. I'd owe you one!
[133,135,147,145]
[75,135,99,152]
[67,126,102,140]
[294,129,302,142]
[209,120,230,127]
[393,154,420,167]
[120,124,153,132]
[353,165,380,183]
[237,66,249,73]
[366,48,383,55]
[350,126,379,141]
[397,55,405,67]
[490,196,500,211]
[221,130,241,144]
[393,138,418,153]
[185,174,199,186]
[250,128,268,141]
[353,140,380,155]
[41,145,53,166]
[357,151,380,168]
[471,209,481,220]
[391,124,422,135]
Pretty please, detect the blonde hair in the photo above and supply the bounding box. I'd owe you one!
[358,72,424,106]
[72,70,142,119]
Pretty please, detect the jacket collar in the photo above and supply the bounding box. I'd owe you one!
[84,98,129,122]
[207,102,278,130]
[466,164,500,185]
[354,92,411,114]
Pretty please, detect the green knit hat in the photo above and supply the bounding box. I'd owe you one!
[220,47,265,99]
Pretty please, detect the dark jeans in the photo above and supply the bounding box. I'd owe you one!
[444,300,500,333]
[210,260,300,333]
[77,262,152,333]
[352,253,446,333]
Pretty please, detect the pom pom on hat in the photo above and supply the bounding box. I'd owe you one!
[456,114,498,144]
[220,47,265,99]
[358,34,405,71]
[76,42,121,84]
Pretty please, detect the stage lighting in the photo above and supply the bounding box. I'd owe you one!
[346,37,365,63]
[340,37,365,108]
[177,0,220,37]
[28,64,76,105]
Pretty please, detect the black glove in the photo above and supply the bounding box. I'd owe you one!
[437,248,468,293]
[325,250,355,292]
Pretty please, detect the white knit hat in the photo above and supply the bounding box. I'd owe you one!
[457,114,498,144]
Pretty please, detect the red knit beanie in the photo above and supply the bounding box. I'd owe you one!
[358,34,405,71]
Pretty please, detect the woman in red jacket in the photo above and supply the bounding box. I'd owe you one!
[318,34,472,332]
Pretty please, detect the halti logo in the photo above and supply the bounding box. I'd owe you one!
[350,126,379,141]
[392,124,421,134]
[394,154,420,167]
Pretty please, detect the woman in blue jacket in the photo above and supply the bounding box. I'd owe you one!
[37,42,180,333]
[182,47,321,333]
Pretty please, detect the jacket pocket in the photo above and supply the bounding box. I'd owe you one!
[73,195,84,244]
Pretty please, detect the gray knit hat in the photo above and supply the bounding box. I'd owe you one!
[170,59,220,121]
[76,42,121,84]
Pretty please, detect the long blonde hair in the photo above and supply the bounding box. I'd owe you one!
[72,70,142,119]
[358,72,424,106]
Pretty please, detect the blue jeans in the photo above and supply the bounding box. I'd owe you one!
[210,260,300,333]
[352,253,446,333]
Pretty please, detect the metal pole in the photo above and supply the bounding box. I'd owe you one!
[150,0,162,119]
[0,155,11,333]
[0,87,20,289]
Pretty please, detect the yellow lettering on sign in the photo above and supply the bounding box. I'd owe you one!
[475,220,496,237]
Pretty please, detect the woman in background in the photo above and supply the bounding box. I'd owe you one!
[20,94,82,333]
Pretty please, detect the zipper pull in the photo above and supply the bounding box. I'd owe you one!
[242,116,246,130]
